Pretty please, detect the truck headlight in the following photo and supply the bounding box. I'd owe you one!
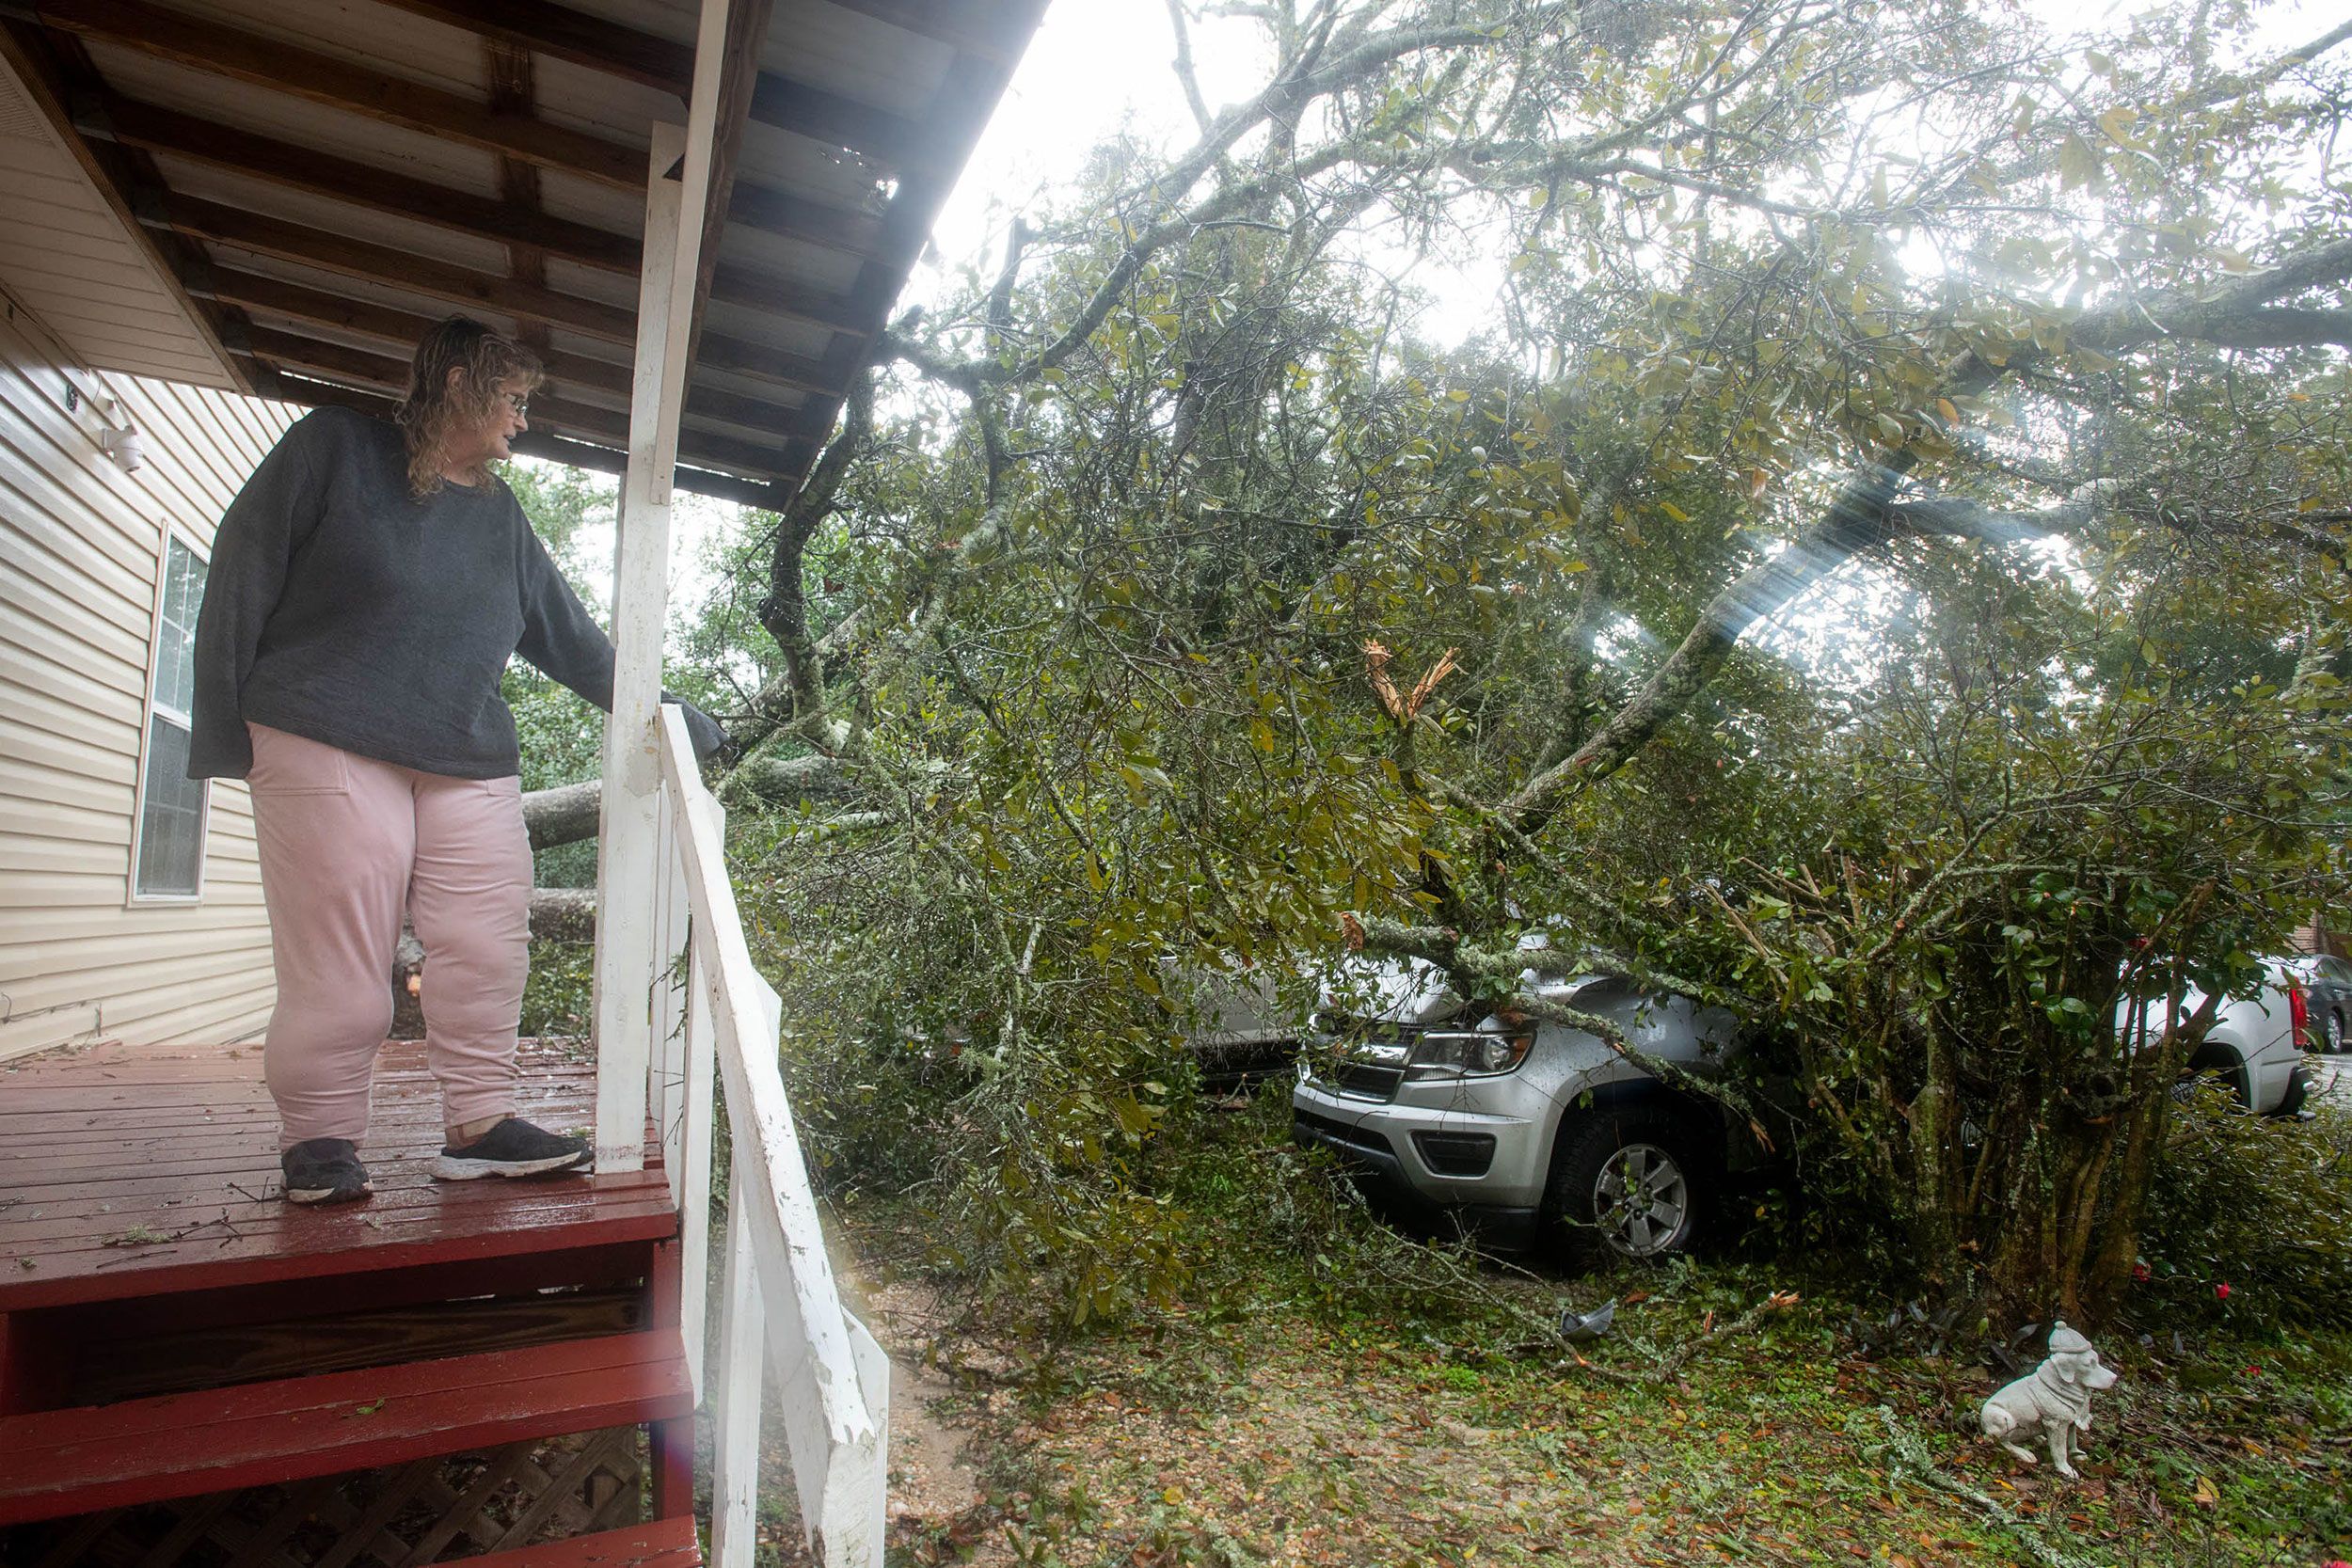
[1406,1028,1533,1078]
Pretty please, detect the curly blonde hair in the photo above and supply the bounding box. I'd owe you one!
[395,316,544,498]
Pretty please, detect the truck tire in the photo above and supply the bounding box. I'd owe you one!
[2176,1047,2251,1111]
[1542,1108,1712,1269]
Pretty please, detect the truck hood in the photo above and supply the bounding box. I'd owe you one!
[1320,949,1616,1027]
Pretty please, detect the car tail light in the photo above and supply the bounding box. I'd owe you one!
[2287,979,2309,1046]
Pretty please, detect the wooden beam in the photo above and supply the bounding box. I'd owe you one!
[688,0,777,372]
[149,195,864,352]
[87,94,641,272]
[239,361,794,511]
[197,269,815,425]
[362,0,939,170]
[824,0,1030,66]
[87,93,888,307]
[35,0,644,188]
[113,95,885,264]
[362,0,688,95]
[745,72,935,171]
[238,324,803,474]
[485,39,549,356]
[149,194,639,340]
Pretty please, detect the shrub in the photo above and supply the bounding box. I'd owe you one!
[2137,1083,2352,1331]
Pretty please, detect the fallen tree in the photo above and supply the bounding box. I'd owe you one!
[521,752,852,851]
[678,0,2352,1324]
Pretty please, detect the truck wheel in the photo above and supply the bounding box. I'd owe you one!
[2175,1050,2251,1111]
[1543,1109,1710,1267]
[2327,1010,2345,1054]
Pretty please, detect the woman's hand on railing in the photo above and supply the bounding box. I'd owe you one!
[668,696,733,764]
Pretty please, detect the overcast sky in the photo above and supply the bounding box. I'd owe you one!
[607,0,2341,636]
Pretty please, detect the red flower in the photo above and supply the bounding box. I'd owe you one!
[2214,1282,2232,1300]
[2131,1262,2152,1283]
[2244,1364,2263,1377]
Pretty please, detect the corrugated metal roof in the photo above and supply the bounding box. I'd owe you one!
[0,0,1046,506]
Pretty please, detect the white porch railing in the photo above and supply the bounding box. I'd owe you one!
[647,702,890,1568]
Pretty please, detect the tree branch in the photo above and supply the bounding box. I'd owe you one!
[752,372,874,755]
[1165,0,1216,135]
[521,754,855,851]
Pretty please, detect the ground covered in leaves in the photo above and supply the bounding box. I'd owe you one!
[745,1098,2352,1568]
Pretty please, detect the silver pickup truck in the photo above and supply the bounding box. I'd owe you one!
[1293,950,2313,1262]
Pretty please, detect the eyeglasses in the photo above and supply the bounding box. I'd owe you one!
[503,392,531,417]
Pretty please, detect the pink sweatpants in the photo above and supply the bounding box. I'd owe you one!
[246,722,533,1147]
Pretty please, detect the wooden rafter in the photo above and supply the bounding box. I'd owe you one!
[87,91,885,264]
[208,286,805,432]
[151,196,636,339]
[194,268,825,414]
[239,362,800,512]
[828,0,1033,65]
[238,325,794,477]
[686,0,777,376]
[82,93,880,323]
[146,194,862,354]
[36,0,644,187]
[360,0,685,94]
[9,0,1045,500]
[87,95,638,271]
[364,0,938,170]
[485,39,549,357]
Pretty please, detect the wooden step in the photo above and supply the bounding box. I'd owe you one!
[449,1515,702,1567]
[0,1328,691,1526]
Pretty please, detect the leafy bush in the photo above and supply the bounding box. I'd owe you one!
[2137,1085,2352,1330]
[518,939,595,1038]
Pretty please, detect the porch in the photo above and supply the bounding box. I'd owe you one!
[0,712,886,1566]
[0,1037,687,1539]
[0,0,1041,1559]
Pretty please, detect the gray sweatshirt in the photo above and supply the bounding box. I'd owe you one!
[190,406,637,781]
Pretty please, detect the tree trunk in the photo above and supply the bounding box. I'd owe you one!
[524,781,602,851]
[520,752,854,854]
[529,887,596,942]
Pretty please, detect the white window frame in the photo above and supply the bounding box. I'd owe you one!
[126,527,213,906]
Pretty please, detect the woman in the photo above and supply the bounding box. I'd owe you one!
[190,316,724,1205]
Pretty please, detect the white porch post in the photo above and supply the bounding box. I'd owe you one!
[590,0,738,1169]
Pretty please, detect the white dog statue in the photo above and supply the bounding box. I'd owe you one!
[1979,1320,2119,1478]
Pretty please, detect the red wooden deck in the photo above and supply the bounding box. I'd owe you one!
[0,1037,675,1314]
[0,1037,696,1553]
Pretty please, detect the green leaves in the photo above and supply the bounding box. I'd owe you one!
[2058,133,2104,191]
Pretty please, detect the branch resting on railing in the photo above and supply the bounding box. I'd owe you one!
[524,753,854,852]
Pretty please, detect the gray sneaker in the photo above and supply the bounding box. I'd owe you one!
[281,1137,373,1205]
[433,1117,592,1181]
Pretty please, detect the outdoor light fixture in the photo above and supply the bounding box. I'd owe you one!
[100,424,144,473]
[72,383,146,473]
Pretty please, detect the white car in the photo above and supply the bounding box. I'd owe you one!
[2116,963,2313,1117]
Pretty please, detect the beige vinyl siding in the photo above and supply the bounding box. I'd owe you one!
[0,290,296,1061]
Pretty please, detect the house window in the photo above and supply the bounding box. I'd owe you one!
[134,536,209,899]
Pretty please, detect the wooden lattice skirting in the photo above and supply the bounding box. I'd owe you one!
[3,1424,649,1568]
